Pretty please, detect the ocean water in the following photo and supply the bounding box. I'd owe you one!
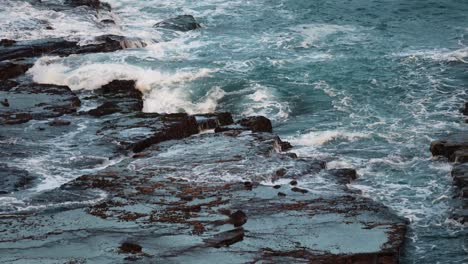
[1,0,467,263]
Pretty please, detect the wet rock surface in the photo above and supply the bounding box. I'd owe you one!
[0,4,407,262]
[430,103,468,223]
[154,15,201,32]
[0,83,81,125]
[0,119,406,263]
[0,35,146,62]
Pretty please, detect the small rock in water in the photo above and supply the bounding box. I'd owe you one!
[153,15,201,32]
[119,242,142,254]
[238,116,272,133]
[289,180,298,186]
[48,119,71,126]
[87,102,121,117]
[101,19,116,25]
[291,187,308,194]
[0,39,16,47]
[204,228,245,248]
[273,185,281,189]
[278,192,287,197]
[229,210,247,227]
[1,99,9,107]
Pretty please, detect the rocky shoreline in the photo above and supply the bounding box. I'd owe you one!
[0,1,408,263]
[430,103,468,224]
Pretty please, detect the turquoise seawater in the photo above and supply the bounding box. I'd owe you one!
[0,0,467,262]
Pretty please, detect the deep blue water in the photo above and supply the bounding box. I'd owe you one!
[0,0,467,262]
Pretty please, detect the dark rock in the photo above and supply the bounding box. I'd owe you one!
[0,80,18,91]
[430,133,468,161]
[204,228,245,248]
[452,164,468,188]
[0,39,16,47]
[64,0,111,11]
[154,15,201,32]
[273,136,292,152]
[238,116,273,133]
[238,116,272,133]
[87,102,120,117]
[0,164,34,194]
[278,192,287,197]
[452,149,468,163]
[1,99,9,107]
[328,168,358,184]
[214,116,273,133]
[96,112,199,153]
[291,187,308,194]
[48,119,71,126]
[229,210,247,227]
[462,102,468,116]
[0,83,80,125]
[100,19,115,25]
[289,180,298,186]
[0,35,145,62]
[45,26,54,30]
[273,185,281,189]
[119,242,142,254]
[276,168,287,177]
[0,62,32,80]
[195,113,233,131]
[460,187,468,198]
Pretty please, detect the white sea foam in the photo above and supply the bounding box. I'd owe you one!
[395,47,468,63]
[241,83,290,120]
[29,57,223,114]
[291,130,369,146]
[294,24,356,48]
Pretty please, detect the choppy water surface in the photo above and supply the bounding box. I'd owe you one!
[1,0,467,263]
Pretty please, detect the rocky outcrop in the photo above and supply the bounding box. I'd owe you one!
[0,62,32,80]
[154,15,201,32]
[215,115,273,133]
[0,83,80,125]
[430,103,468,223]
[0,35,145,62]
[430,133,468,162]
[64,0,112,11]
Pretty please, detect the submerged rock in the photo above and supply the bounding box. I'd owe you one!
[154,15,201,32]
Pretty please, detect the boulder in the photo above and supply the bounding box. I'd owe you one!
[154,15,201,32]
[238,116,272,133]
